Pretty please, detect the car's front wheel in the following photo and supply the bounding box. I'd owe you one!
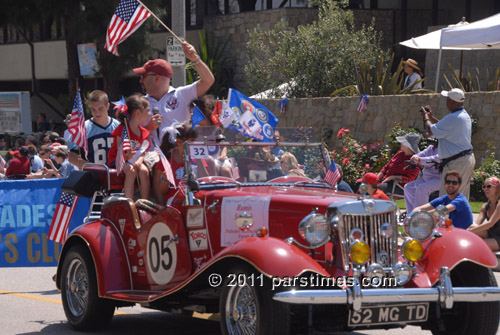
[220,269,289,335]
[61,244,115,330]
[430,262,500,335]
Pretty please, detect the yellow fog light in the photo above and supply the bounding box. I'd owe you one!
[402,239,424,262]
[350,241,371,264]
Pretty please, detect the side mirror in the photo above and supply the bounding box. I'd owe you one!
[187,173,200,193]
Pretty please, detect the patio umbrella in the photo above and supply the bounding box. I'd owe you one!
[400,12,500,91]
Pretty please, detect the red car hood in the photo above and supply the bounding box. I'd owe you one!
[200,185,357,214]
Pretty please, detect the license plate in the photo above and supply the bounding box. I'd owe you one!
[348,303,429,327]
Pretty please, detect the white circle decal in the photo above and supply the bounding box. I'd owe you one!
[146,222,177,285]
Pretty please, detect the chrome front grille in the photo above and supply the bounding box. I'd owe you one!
[339,211,398,271]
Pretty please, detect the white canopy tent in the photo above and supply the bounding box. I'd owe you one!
[400,12,500,91]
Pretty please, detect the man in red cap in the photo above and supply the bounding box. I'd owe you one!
[133,41,214,146]
[357,172,390,200]
[5,146,30,178]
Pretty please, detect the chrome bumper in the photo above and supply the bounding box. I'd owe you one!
[273,267,500,311]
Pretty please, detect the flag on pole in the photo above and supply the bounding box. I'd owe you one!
[68,88,88,159]
[211,100,223,127]
[278,97,288,114]
[155,146,176,188]
[357,94,369,114]
[227,88,279,142]
[324,160,341,187]
[192,105,206,128]
[48,191,79,244]
[105,0,151,56]
[116,126,131,175]
[219,100,237,128]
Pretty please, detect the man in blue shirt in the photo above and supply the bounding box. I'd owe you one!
[421,88,474,200]
[414,170,473,229]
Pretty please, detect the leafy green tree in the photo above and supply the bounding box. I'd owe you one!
[244,0,385,98]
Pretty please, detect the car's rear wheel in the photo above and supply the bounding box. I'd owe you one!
[61,244,115,330]
[430,262,500,335]
[220,269,289,335]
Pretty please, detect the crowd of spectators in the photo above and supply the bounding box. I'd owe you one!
[0,128,77,180]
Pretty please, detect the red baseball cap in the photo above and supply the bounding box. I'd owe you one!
[133,59,173,78]
[9,150,20,157]
[357,172,380,185]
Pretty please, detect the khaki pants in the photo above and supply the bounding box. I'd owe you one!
[439,153,475,200]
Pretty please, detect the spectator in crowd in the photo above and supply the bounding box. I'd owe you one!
[44,148,78,178]
[63,114,72,143]
[421,88,474,199]
[154,121,197,205]
[133,40,214,146]
[414,170,473,229]
[13,137,25,150]
[357,172,389,200]
[27,144,44,173]
[36,113,49,134]
[402,58,423,90]
[108,94,152,200]
[377,132,421,196]
[336,165,354,193]
[281,152,306,177]
[25,135,38,147]
[0,134,8,150]
[0,154,6,177]
[468,177,500,251]
[5,146,30,178]
[68,90,120,169]
[404,139,440,213]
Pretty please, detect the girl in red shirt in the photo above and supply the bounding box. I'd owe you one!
[108,94,152,199]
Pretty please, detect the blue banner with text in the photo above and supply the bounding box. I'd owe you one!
[0,179,91,267]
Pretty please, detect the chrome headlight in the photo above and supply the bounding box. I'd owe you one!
[404,210,435,242]
[299,212,330,247]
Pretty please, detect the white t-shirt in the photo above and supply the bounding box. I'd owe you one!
[147,83,198,145]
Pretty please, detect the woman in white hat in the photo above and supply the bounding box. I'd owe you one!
[402,58,423,90]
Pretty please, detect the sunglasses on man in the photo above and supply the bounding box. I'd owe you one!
[444,180,459,186]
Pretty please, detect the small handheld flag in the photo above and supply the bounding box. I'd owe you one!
[116,126,131,175]
[68,88,88,159]
[324,160,341,187]
[357,94,369,114]
[192,105,206,128]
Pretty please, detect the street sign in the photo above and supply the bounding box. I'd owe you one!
[166,36,185,66]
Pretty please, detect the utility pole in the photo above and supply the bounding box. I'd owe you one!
[171,0,186,87]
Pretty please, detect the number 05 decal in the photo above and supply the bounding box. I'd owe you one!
[146,222,177,285]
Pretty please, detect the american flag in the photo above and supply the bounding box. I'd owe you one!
[357,94,369,114]
[105,0,151,56]
[116,126,131,175]
[48,191,79,244]
[68,88,88,159]
[324,160,341,188]
[155,145,176,188]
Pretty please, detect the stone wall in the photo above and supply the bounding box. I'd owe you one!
[257,91,500,166]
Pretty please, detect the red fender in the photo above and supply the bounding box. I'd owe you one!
[213,236,334,278]
[58,220,132,297]
[420,227,498,285]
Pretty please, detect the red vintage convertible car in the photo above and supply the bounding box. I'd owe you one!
[55,129,500,334]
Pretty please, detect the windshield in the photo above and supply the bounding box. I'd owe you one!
[184,129,329,184]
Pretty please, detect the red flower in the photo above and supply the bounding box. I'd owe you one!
[364,163,370,169]
[336,128,345,138]
[342,147,348,154]
[344,129,350,134]
[362,145,367,150]
[354,143,360,148]
[343,158,350,165]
